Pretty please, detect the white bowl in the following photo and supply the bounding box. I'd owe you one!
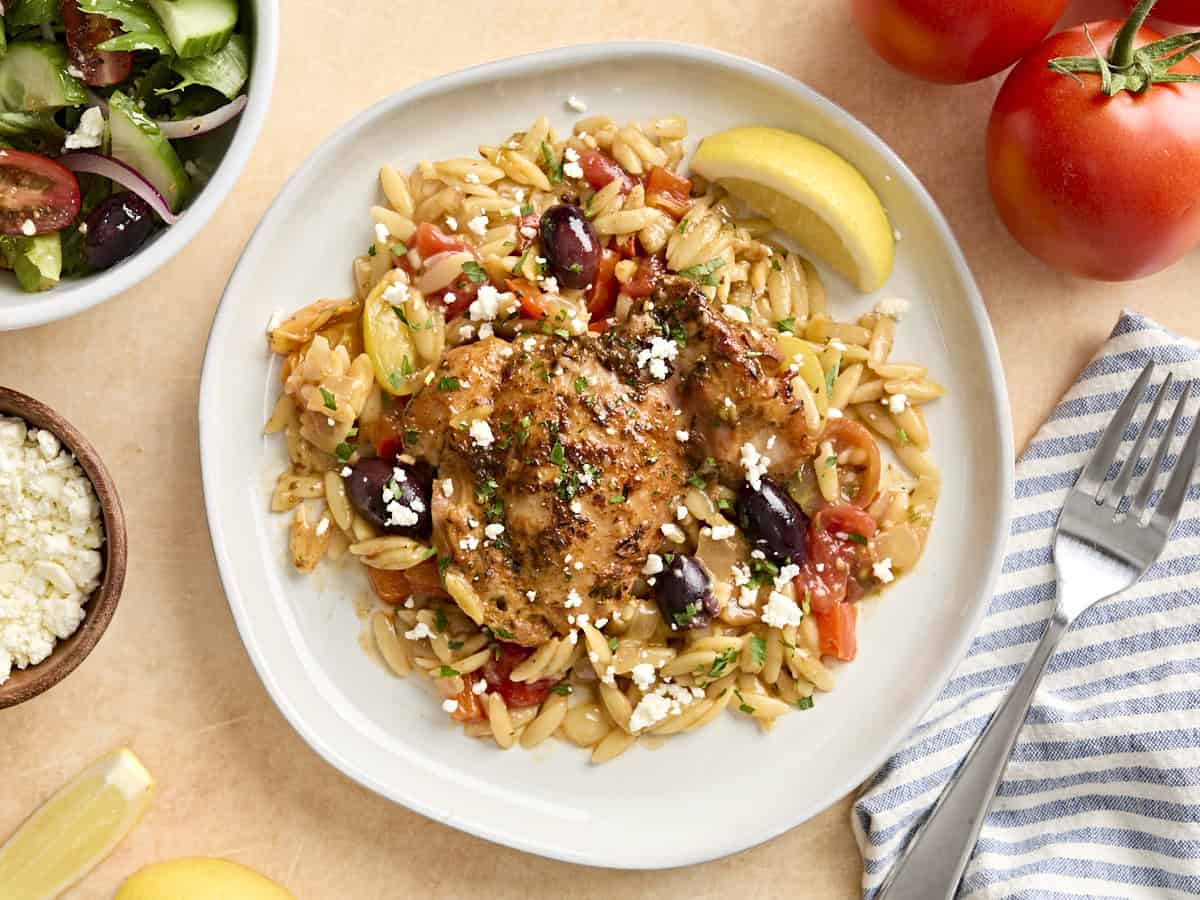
[0,1,279,331]
[200,42,1014,869]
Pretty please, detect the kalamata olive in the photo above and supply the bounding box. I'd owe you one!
[344,458,432,538]
[655,554,718,630]
[540,203,600,290]
[738,477,809,566]
[83,192,156,271]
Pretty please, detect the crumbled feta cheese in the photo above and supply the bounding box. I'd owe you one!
[826,407,844,419]
[731,563,752,586]
[563,161,583,179]
[828,339,847,352]
[467,214,490,236]
[341,467,353,477]
[676,505,689,521]
[382,280,409,304]
[444,216,458,231]
[20,219,35,237]
[539,275,559,295]
[63,106,105,151]
[564,589,583,609]
[469,284,505,322]
[629,682,699,732]
[469,420,495,448]
[441,478,454,498]
[875,297,911,320]
[873,557,895,583]
[631,663,656,691]
[78,222,87,236]
[675,430,690,442]
[478,323,494,339]
[775,563,801,589]
[519,225,538,239]
[885,393,908,415]
[709,523,736,541]
[472,680,488,694]
[569,499,583,515]
[459,535,480,551]
[404,622,434,640]
[484,523,505,540]
[0,416,103,683]
[722,304,750,323]
[660,523,686,543]
[643,554,664,576]
[464,172,480,184]
[635,336,679,381]
[316,517,330,537]
[374,222,390,244]
[740,442,770,490]
[762,590,802,628]
[386,502,419,528]
[566,94,588,112]
[442,699,459,713]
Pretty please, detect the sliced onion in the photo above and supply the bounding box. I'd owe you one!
[156,95,248,140]
[58,151,179,225]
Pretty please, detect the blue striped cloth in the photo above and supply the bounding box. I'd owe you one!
[854,311,1200,900]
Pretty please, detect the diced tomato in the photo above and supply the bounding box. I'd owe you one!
[625,254,665,298]
[587,248,619,319]
[588,318,613,333]
[482,643,556,708]
[507,277,547,320]
[367,559,448,604]
[451,678,486,723]
[421,245,484,320]
[814,601,858,662]
[361,399,408,459]
[61,1,133,87]
[644,167,692,218]
[578,150,634,192]
[613,233,639,259]
[414,222,469,257]
[794,505,877,615]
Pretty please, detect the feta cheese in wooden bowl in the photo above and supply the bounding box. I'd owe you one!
[0,386,126,708]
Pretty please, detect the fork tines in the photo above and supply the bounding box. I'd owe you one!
[1080,362,1199,528]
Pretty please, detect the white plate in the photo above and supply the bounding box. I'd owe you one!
[199,42,1013,869]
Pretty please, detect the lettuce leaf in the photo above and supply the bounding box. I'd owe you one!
[161,33,248,99]
[80,0,173,55]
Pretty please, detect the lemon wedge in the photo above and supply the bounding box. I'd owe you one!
[691,126,895,292]
[116,857,295,900]
[0,747,154,899]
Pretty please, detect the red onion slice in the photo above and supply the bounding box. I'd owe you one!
[157,95,248,140]
[58,152,180,225]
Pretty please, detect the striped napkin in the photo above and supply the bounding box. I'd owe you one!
[853,311,1200,900]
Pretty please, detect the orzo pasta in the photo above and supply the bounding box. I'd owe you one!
[265,113,942,761]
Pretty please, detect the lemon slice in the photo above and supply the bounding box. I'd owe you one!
[0,747,154,899]
[116,857,295,899]
[691,126,895,292]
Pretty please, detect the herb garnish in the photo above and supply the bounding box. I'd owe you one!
[677,257,725,286]
[437,376,461,392]
[462,260,488,284]
[541,141,562,184]
[435,665,460,678]
[796,696,814,711]
[319,387,337,410]
[749,635,767,668]
[335,442,354,463]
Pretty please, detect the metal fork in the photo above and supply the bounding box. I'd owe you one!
[878,362,1200,900]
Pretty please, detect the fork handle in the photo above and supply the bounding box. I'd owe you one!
[876,607,1070,900]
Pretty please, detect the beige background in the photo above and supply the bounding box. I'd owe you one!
[3,1,1199,897]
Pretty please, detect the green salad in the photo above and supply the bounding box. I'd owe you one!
[0,0,251,291]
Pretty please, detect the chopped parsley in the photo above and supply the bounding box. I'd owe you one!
[392,241,408,256]
[801,590,812,617]
[492,626,515,640]
[677,257,725,287]
[541,141,562,184]
[520,203,535,216]
[549,440,565,466]
[608,637,619,651]
[448,640,464,650]
[512,244,534,276]
[367,243,377,257]
[673,601,701,629]
[716,497,733,512]
[734,688,755,715]
[749,556,780,588]
[708,647,739,679]
[897,427,909,445]
[686,474,706,490]
[848,532,868,545]
[574,376,588,395]
[826,358,840,396]
[435,665,460,678]
[826,455,838,467]
[400,355,414,376]
[551,683,573,696]
[775,317,796,334]
[404,428,420,447]
[749,635,767,668]
[434,608,448,633]
[462,260,489,284]
[676,218,689,234]
[608,493,626,504]
[796,696,814,711]
[437,554,451,579]
[436,376,461,392]
[770,257,782,271]
[335,442,354,463]
[319,387,337,410]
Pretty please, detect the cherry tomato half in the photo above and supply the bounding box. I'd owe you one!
[0,150,81,235]
[482,643,556,708]
[61,0,133,87]
[851,0,1069,84]
[987,21,1200,280]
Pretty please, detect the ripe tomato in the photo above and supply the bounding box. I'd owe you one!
[797,505,877,615]
[644,167,692,219]
[578,150,634,192]
[851,0,1068,84]
[481,643,556,708]
[0,150,81,235]
[587,248,619,319]
[623,255,665,298]
[61,0,133,87]
[366,559,448,603]
[987,21,1200,280]
[813,600,857,662]
[1130,0,1200,25]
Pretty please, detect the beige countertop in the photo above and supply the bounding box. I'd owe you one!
[3,1,1198,897]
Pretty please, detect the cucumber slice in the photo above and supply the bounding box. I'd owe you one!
[146,0,239,59]
[0,43,87,112]
[108,91,190,213]
[1,232,63,292]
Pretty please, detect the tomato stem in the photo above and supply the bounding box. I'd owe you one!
[1048,0,1200,96]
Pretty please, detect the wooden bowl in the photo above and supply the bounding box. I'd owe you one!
[0,386,127,708]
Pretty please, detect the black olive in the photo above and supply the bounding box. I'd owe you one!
[539,203,600,289]
[83,192,156,271]
[344,458,433,538]
[655,554,718,630]
[737,477,809,566]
